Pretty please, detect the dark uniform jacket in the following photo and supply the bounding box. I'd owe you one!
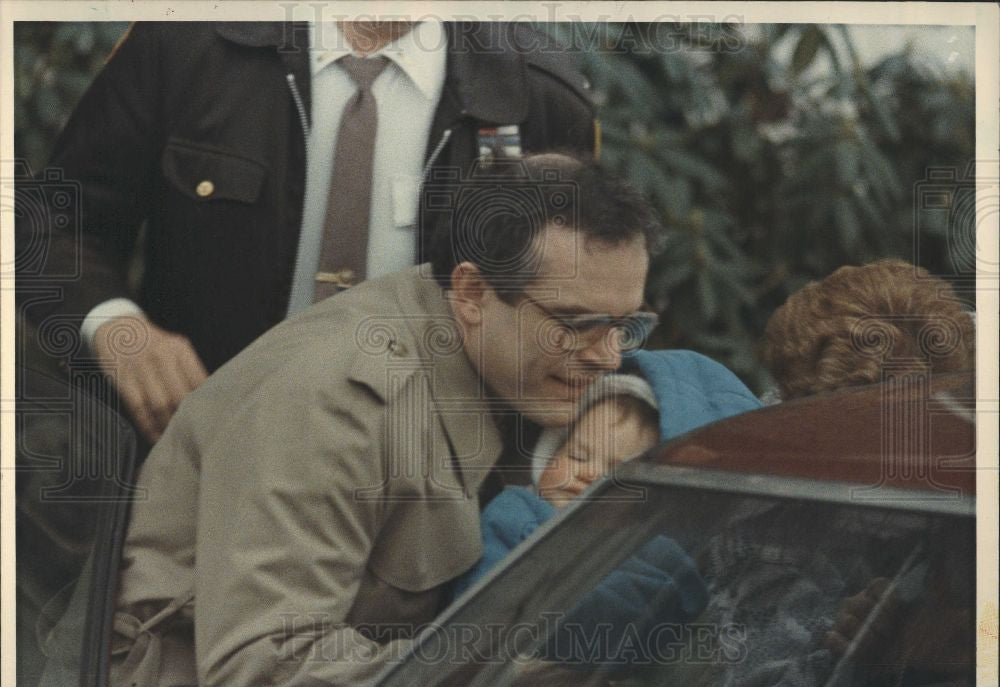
[20,21,595,372]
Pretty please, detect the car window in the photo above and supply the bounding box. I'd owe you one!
[375,469,974,687]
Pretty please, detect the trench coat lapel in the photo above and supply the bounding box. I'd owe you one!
[403,274,504,498]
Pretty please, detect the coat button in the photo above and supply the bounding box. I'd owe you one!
[196,180,214,197]
[389,340,408,357]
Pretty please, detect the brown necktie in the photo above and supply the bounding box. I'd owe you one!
[314,55,390,302]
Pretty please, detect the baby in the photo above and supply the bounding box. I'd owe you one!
[450,348,761,600]
[446,349,762,672]
[535,374,661,508]
[448,374,665,601]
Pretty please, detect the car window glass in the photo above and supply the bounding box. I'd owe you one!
[376,477,974,687]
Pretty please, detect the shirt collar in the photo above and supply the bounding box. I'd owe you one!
[309,21,446,103]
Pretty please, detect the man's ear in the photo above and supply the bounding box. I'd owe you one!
[449,262,485,326]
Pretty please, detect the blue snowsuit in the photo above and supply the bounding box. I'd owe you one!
[448,350,762,669]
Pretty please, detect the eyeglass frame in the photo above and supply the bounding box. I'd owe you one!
[510,291,659,353]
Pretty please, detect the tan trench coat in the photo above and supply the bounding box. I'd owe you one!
[111,266,503,686]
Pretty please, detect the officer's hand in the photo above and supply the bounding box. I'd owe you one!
[93,314,208,443]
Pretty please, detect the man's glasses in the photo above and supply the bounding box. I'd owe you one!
[519,295,659,353]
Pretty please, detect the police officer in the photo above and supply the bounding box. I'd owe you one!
[23,20,596,443]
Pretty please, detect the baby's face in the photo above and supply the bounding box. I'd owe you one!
[538,399,659,508]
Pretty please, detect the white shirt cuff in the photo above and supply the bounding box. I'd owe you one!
[81,298,145,353]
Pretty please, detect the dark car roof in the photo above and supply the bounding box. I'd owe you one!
[642,371,975,496]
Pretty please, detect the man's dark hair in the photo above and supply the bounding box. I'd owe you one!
[427,153,660,294]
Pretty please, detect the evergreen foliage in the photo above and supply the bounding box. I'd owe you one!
[548,22,975,390]
[15,22,975,391]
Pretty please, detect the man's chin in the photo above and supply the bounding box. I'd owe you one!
[515,399,579,428]
[495,375,601,426]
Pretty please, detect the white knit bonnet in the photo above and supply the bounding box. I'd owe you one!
[530,373,658,485]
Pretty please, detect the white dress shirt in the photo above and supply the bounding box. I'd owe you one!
[285,20,446,314]
[81,20,448,346]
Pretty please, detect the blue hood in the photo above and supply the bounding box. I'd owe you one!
[621,349,761,441]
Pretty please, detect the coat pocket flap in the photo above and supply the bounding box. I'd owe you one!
[161,139,266,203]
[367,500,483,593]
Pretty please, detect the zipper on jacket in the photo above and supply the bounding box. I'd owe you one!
[421,128,453,182]
[286,73,310,139]
[285,72,311,317]
[414,128,453,264]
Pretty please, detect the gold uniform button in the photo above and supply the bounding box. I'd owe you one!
[196,180,214,197]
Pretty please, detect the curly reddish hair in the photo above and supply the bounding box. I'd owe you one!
[762,260,975,400]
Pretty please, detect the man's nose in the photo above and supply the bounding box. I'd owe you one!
[572,329,623,371]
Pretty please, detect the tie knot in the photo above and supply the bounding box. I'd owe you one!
[338,55,390,90]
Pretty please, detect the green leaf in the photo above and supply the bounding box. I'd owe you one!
[74,26,95,54]
[818,27,842,74]
[691,332,738,353]
[53,24,80,47]
[655,147,730,191]
[833,140,859,185]
[697,270,718,319]
[37,88,64,126]
[791,148,835,188]
[654,177,693,220]
[857,140,904,201]
[704,222,744,262]
[732,122,762,162]
[659,52,688,83]
[791,26,824,76]
[61,73,94,97]
[708,261,757,304]
[650,256,694,292]
[807,197,833,234]
[624,150,666,191]
[852,183,884,228]
[652,129,686,148]
[858,80,902,142]
[98,23,129,45]
[833,196,861,253]
[656,228,693,256]
[605,54,660,118]
[770,24,792,44]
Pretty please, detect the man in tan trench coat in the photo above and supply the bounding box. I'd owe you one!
[109,155,659,686]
